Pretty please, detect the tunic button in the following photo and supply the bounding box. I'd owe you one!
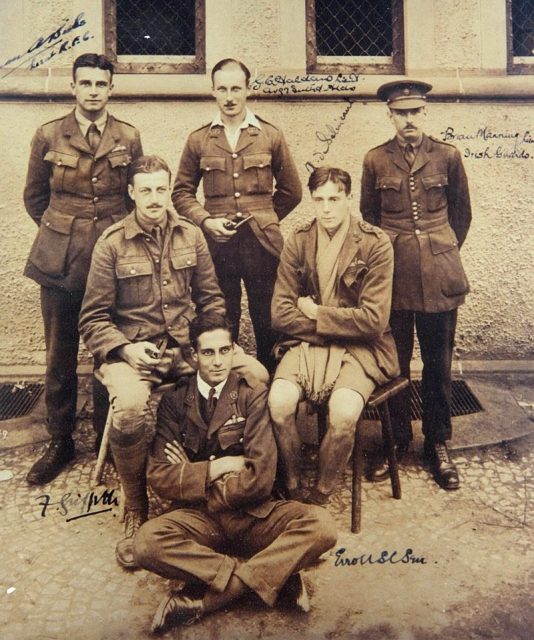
[233,172,239,178]
[122,162,127,166]
[130,268,136,274]
[163,303,168,309]
[163,280,168,285]
[236,212,243,218]
[167,326,172,331]
[209,455,216,461]
[234,192,241,198]
[259,163,263,168]
[232,153,238,158]
[45,221,50,227]
[186,259,191,265]
[92,177,98,183]
[415,229,421,235]
[93,216,98,221]
[57,160,62,166]
[239,437,244,443]
[93,196,99,203]
[206,167,210,171]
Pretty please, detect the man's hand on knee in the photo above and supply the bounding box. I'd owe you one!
[118,342,161,373]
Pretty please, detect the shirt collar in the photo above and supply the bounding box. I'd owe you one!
[125,208,185,240]
[197,372,228,400]
[396,135,423,151]
[75,108,108,137]
[210,108,261,131]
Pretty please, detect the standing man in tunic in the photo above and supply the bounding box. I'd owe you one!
[24,53,143,485]
[360,80,471,490]
[172,58,302,373]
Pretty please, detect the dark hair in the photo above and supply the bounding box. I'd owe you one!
[72,53,114,81]
[211,58,251,86]
[307,166,352,196]
[189,313,234,350]
[128,155,171,186]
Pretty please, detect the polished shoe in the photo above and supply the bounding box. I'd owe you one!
[115,508,147,569]
[151,593,204,633]
[277,572,310,613]
[424,440,460,490]
[26,438,75,485]
[367,441,409,483]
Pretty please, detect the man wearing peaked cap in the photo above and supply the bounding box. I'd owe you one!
[360,79,472,490]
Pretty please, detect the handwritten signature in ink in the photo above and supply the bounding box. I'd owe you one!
[1,13,93,79]
[36,488,119,522]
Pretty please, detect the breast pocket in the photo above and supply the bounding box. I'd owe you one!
[170,249,197,298]
[44,150,79,193]
[200,156,228,196]
[422,174,448,212]
[376,176,403,212]
[218,420,246,456]
[342,261,369,293]
[115,259,154,308]
[106,152,132,191]
[242,153,273,194]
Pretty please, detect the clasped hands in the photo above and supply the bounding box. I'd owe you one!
[117,342,193,378]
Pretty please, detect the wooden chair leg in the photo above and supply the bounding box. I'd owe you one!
[94,408,113,485]
[379,400,401,500]
[351,418,363,533]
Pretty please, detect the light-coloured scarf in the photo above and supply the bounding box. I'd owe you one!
[297,216,350,405]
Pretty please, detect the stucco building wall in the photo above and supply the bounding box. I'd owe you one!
[0,1,532,366]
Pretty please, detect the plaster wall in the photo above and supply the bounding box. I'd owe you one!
[0,0,532,366]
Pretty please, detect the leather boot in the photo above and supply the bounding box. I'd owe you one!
[367,441,409,483]
[110,428,149,569]
[27,437,75,485]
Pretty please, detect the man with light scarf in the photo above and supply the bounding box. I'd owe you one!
[269,167,399,505]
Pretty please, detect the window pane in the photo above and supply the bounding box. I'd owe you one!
[511,0,534,56]
[116,0,196,56]
[316,0,393,57]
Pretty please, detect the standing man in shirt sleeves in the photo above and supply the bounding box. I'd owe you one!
[172,58,302,373]
[23,53,143,485]
[360,80,472,490]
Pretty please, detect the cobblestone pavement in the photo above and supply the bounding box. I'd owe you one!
[1,395,534,639]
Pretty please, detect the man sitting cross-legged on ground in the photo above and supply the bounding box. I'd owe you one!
[79,155,267,570]
[134,312,337,633]
[268,167,400,505]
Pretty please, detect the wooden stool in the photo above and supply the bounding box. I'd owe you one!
[317,376,409,533]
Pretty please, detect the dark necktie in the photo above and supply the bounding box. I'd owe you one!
[206,387,217,423]
[151,225,162,247]
[404,143,416,168]
[86,123,101,153]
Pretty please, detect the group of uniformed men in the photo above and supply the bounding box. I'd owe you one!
[22,53,471,632]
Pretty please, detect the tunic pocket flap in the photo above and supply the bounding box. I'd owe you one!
[200,156,226,172]
[218,422,245,450]
[171,252,197,270]
[44,150,79,168]
[429,227,458,254]
[115,260,153,279]
[107,153,132,168]
[41,208,75,235]
[376,176,402,191]
[243,153,272,170]
[422,174,448,190]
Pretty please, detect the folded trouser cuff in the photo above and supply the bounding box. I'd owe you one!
[210,555,236,594]
[234,563,278,607]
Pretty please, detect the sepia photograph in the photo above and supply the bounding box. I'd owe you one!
[0,1,533,639]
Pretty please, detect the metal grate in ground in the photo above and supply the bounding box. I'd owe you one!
[0,383,44,420]
[363,380,483,421]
